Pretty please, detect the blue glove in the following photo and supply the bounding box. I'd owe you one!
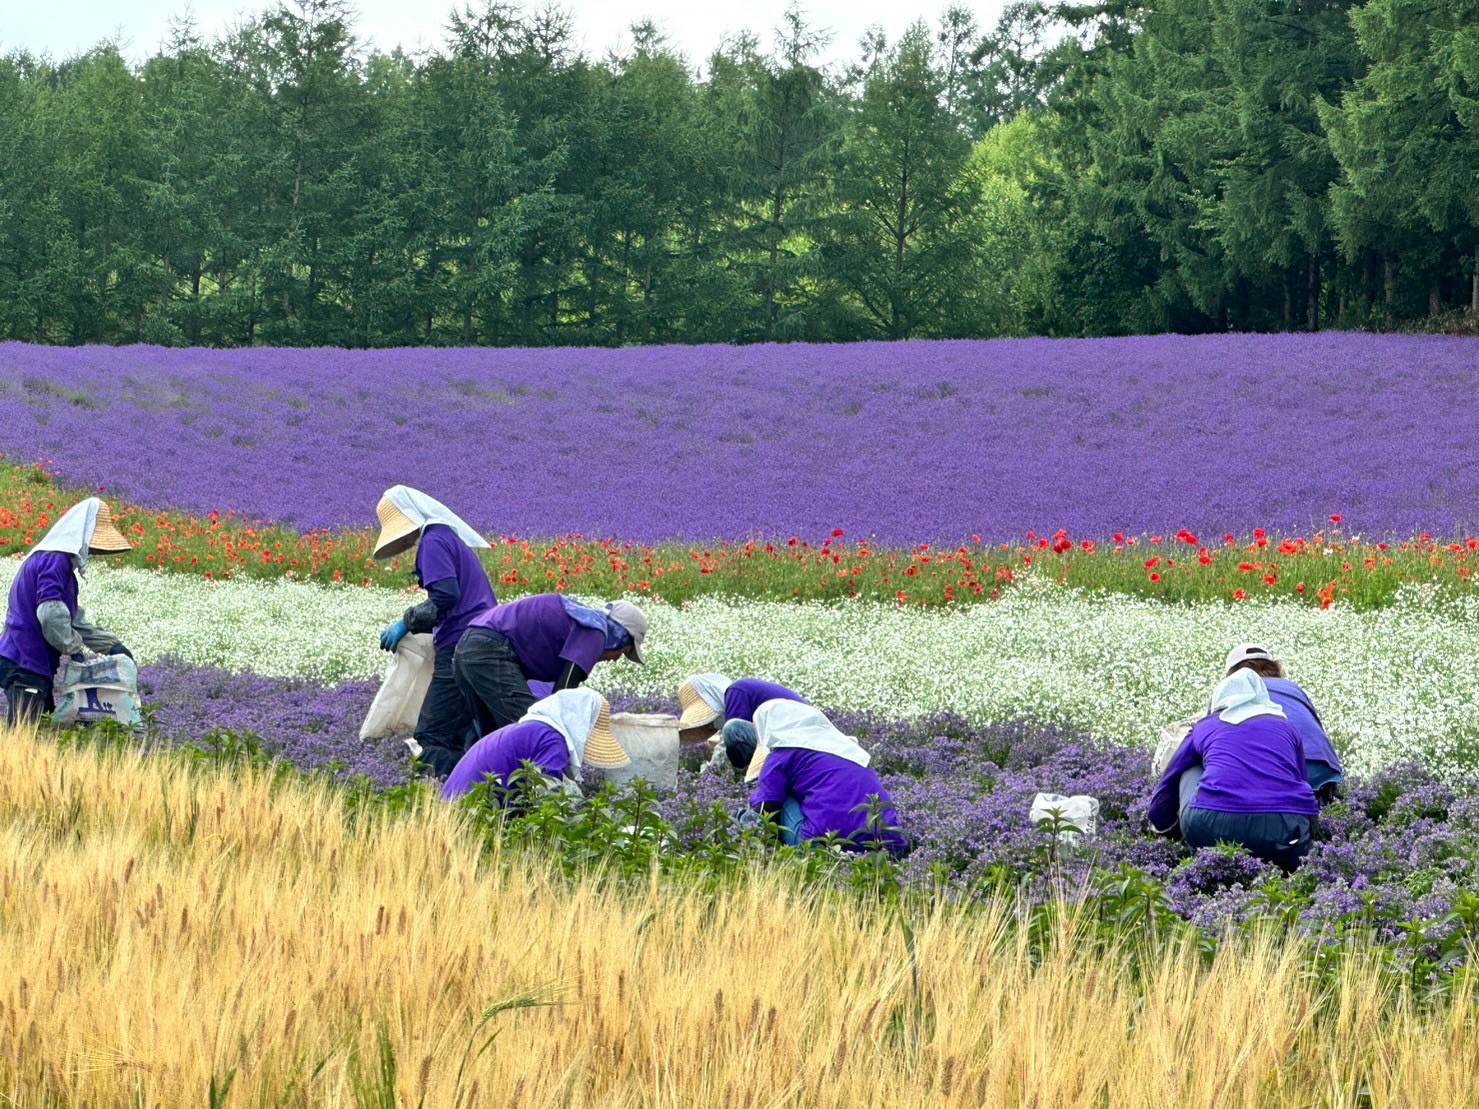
[380,619,408,653]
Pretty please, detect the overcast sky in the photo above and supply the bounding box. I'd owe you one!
[2,1,1011,68]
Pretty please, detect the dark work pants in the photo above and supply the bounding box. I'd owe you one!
[452,629,537,745]
[0,657,54,727]
[414,648,479,779]
[1182,807,1313,873]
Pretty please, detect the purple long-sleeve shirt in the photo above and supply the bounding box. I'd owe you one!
[1148,712,1318,830]
[750,748,908,857]
[724,679,807,724]
[441,720,570,800]
[0,552,78,676]
[415,524,497,652]
[465,593,606,682]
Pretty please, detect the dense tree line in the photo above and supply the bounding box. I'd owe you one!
[0,0,1476,346]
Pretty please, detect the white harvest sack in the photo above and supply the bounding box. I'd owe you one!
[360,634,435,741]
[1029,792,1100,837]
[604,712,681,790]
[1152,721,1195,778]
[52,654,142,729]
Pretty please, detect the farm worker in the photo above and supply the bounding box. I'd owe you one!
[1147,670,1318,872]
[441,688,629,801]
[1224,643,1343,803]
[453,594,648,740]
[371,486,498,778]
[0,498,133,726]
[675,674,808,769]
[743,700,908,857]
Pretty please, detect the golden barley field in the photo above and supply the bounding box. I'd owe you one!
[0,725,1476,1107]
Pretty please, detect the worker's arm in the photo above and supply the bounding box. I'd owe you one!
[403,577,461,634]
[73,608,129,656]
[552,661,589,691]
[1147,734,1202,835]
[36,601,84,658]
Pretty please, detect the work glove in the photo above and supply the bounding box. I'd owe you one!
[108,644,134,661]
[380,619,409,653]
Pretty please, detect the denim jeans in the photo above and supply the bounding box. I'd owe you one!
[1181,807,1313,873]
[414,647,479,778]
[0,656,53,726]
[777,795,806,846]
[452,628,537,744]
[721,718,758,770]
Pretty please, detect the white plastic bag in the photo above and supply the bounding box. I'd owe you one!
[604,712,681,789]
[1029,792,1100,837]
[52,654,142,729]
[1152,721,1195,778]
[359,633,435,741]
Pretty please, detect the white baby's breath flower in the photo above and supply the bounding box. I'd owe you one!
[6,562,1477,779]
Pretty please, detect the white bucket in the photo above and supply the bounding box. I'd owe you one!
[606,712,682,789]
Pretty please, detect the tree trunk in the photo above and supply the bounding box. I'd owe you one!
[1306,255,1321,332]
[1429,279,1441,318]
[1471,246,1478,313]
[1282,269,1293,330]
[1382,256,1395,307]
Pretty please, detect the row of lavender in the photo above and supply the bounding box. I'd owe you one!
[13,658,1467,954]
[3,335,1477,543]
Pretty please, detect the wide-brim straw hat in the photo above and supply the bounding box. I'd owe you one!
[373,495,421,560]
[743,743,770,783]
[583,699,630,770]
[87,504,132,554]
[677,680,722,729]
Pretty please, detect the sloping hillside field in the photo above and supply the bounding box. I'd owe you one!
[2,333,1475,542]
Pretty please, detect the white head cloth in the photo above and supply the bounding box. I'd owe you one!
[384,485,490,550]
[754,700,871,768]
[687,673,732,717]
[29,498,101,573]
[1208,669,1287,725]
[522,688,603,771]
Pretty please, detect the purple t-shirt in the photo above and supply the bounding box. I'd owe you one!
[415,524,498,652]
[441,720,570,800]
[1148,712,1318,829]
[466,593,605,682]
[0,552,78,677]
[725,679,807,724]
[750,748,908,856]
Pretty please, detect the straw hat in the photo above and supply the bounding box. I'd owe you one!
[582,698,630,770]
[87,504,132,554]
[677,680,723,729]
[744,743,770,783]
[373,494,421,560]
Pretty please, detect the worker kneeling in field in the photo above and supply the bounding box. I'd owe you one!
[1223,643,1343,803]
[740,699,908,857]
[441,688,629,802]
[372,486,499,777]
[452,593,648,740]
[0,498,134,725]
[675,673,808,770]
[1148,670,1318,872]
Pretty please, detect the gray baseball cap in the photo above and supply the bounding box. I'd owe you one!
[605,600,649,665]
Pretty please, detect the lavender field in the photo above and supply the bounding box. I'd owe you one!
[2,334,1475,543]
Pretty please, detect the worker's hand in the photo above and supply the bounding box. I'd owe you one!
[379,619,409,653]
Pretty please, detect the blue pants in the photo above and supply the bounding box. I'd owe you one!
[721,718,759,770]
[1181,807,1313,872]
[414,648,479,778]
[452,629,537,753]
[0,656,53,726]
[777,795,805,846]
